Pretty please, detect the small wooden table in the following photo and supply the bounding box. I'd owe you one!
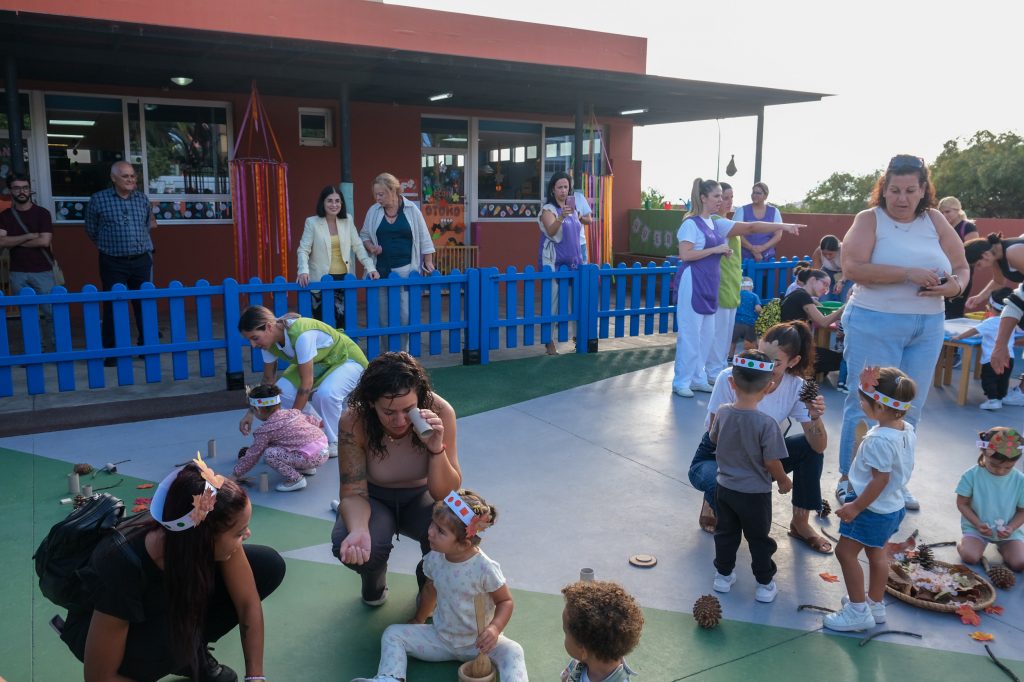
[933,337,982,406]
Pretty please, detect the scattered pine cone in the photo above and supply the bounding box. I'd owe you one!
[988,564,1017,590]
[799,379,820,403]
[916,544,935,571]
[73,463,94,476]
[818,499,831,518]
[693,594,722,629]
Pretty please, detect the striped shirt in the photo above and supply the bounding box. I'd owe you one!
[84,188,154,256]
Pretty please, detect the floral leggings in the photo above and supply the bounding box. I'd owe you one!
[264,445,327,483]
[371,623,528,681]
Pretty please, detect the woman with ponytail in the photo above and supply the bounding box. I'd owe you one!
[672,178,805,397]
[964,232,1024,311]
[61,459,285,681]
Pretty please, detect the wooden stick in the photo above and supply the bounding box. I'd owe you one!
[985,644,1021,682]
[858,630,922,647]
[466,593,493,677]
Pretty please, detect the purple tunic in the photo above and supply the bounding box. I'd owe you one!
[672,216,725,315]
[538,210,583,270]
[738,204,778,260]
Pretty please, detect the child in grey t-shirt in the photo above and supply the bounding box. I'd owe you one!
[708,350,792,603]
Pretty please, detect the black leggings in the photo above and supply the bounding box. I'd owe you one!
[66,544,285,682]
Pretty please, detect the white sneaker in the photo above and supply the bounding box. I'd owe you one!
[835,478,853,503]
[330,499,340,512]
[673,387,695,398]
[362,587,389,607]
[328,441,338,458]
[980,398,1003,410]
[823,601,875,632]
[275,476,307,492]
[298,467,317,476]
[901,486,920,511]
[713,572,737,593]
[755,580,778,603]
[1002,388,1024,406]
[692,383,714,393]
[842,595,886,623]
[706,372,718,385]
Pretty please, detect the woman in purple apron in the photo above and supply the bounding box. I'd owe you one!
[538,172,584,355]
[672,178,805,397]
[738,182,784,261]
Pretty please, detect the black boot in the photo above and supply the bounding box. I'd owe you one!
[176,646,238,682]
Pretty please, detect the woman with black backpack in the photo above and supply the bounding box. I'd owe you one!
[59,458,285,682]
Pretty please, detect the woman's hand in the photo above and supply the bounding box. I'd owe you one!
[418,409,445,453]
[781,223,805,235]
[339,530,372,565]
[806,395,826,420]
[369,243,383,255]
[560,204,573,219]
[367,271,380,280]
[297,273,310,287]
[918,275,960,298]
[239,411,255,436]
[904,267,941,288]
[714,243,733,257]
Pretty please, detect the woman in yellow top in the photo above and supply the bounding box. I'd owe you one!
[297,186,380,322]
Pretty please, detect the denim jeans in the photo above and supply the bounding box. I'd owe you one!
[10,269,56,349]
[689,431,824,513]
[837,305,945,475]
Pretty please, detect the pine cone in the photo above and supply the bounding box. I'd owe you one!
[693,594,722,629]
[818,499,831,518]
[73,463,94,476]
[916,544,935,571]
[988,564,1017,589]
[799,379,820,403]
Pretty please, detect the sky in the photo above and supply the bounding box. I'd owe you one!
[391,0,1023,205]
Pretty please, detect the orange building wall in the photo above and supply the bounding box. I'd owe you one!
[4,0,646,75]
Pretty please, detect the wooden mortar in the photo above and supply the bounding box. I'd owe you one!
[457,593,495,682]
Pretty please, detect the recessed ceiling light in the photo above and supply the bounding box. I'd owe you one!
[46,133,85,139]
[48,119,96,127]
[442,136,468,143]
[620,108,648,116]
[429,92,453,102]
[170,76,194,86]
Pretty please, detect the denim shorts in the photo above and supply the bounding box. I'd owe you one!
[839,493,906,548]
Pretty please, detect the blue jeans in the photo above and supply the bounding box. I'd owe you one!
[689,431,824,513]
[837,305,944,475]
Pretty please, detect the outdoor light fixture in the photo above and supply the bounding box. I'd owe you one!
[429,92,453,102]
[170,76,194,86]
[46,133,85,139]
[48,119,96,126]
[442,136,468,143]
[620,108,648,116]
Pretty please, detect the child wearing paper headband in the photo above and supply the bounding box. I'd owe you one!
[352,488,528,682]
[955,427,1024,571]
[824,366,916,633]
[708,350,793,604]
[234,384,329,492]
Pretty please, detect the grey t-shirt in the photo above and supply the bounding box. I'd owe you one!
[709,404,787,494]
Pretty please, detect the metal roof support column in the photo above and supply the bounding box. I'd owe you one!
[339,82,352,184]
[5,55,25,175]
[754,107,764,183]
[573,100,584,180]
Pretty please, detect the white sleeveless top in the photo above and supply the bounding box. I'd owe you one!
[847,208,951,315]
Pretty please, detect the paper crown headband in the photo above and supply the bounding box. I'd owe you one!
[249,394,281,408]
[977,428,1024,459]
[150,453,227,531]
[443,490,492,538]
[859,366,910,411]
[734,355,774,372]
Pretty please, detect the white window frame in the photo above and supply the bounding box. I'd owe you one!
[298,106,332,147]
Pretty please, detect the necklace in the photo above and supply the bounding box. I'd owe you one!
[385,426,412,442]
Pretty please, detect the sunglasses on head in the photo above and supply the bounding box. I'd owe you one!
[887,155,925,172]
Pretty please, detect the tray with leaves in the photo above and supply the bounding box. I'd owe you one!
[886,557,995,613]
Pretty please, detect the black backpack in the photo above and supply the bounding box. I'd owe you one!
[33,493,140,610]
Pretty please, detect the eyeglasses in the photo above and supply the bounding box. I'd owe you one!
[887,155,925,172]
[10,186,31,193]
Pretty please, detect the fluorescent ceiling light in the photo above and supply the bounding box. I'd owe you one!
[429,92,453,102]
[47,133,85,139]
[170,76,194,86]
[620,108,648,116]
[442,136,467,142]
[48,119,95,126]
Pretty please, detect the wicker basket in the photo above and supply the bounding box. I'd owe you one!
[886,560,995,613]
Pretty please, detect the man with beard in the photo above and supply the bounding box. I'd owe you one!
[0,172,54,348]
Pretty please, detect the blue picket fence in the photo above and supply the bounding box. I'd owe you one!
[0,258,812,397]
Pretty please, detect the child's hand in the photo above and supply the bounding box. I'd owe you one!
[836,502,860,523]
[239,412,254,436]
[777,476,793,494]
[997,527,1012,539]
[476,623,500,654]
[976,523,993,537]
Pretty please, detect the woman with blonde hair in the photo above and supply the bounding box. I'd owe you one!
[938,196,976,319]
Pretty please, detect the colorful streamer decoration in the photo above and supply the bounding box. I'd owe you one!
[229,83,292,281]
[580,107,614,265]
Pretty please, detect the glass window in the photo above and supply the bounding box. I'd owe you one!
[298,107,332,147]
[477,120,542,218]
[544,126,605,181]
[420,117,468,250]
[143,102,229,196]
[45,94,125,201]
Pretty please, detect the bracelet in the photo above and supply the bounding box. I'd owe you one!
[427,446,446,456]
[244,677,266,681]
[950,274,964,296]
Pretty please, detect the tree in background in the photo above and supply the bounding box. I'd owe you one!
[788,171,879,214]
[931,131,1024,218]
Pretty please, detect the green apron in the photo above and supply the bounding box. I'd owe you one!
[266,317,368,389]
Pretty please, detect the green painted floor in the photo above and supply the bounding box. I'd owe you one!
[4,346,1024,680]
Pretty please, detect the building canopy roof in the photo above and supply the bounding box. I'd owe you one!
[1,11,827,125]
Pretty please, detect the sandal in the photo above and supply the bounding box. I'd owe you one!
[788,523,833,554]
[699,501,717,534]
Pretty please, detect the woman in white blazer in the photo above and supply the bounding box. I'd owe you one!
[297,185,379,323]
[359,172,435,351]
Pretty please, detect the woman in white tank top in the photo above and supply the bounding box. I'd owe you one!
[835,155,969,510]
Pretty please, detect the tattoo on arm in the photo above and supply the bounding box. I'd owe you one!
[339,436,368,486]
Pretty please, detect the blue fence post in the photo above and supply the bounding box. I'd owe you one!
[139,282,162,384]
[51,285,76,392]
[0,293,12,397]
[19,288,46,395]
[463,267,481,365]
[222,278,244,390]
[581,263,598,353]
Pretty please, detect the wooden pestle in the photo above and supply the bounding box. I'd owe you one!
[466,593,493,677]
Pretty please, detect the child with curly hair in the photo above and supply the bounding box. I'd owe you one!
[234,384,328,492]
[824,366,916,632]
[560,580,644,682]
[956,427,1024,571]
[351,489,527,682]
